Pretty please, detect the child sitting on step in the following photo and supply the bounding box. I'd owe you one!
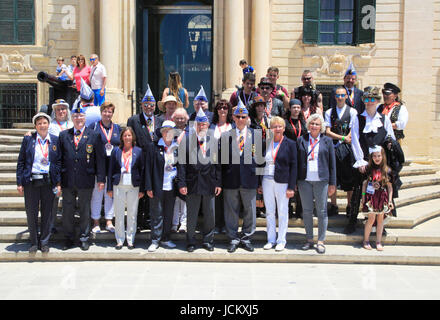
[361,145,394,251]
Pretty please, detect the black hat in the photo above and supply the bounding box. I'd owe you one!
[383,83,401,94]
[258,77,274,88]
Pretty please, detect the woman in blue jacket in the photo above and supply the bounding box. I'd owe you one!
[259,116,297,252]
[107,127,144,249]
[16,113,61,253]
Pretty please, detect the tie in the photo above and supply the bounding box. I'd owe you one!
[238,132,244,152]
[146,118,152,127]
[75,130,81,136]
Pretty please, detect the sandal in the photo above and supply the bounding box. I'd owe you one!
[363,241,372,250]
[376,242,384,251]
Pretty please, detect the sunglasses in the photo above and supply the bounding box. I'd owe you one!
[363,98,376,103]
[90,58,96,61]
[335,94,346,98]
[260,86,272,90]
[234,115,247,119]
[382,91,393,96]
[302,77,312,81]
[217,105,229,110]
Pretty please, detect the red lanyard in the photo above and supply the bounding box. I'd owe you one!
[198,138,206,156]
[373,169,382,181]
[38,138,49,160]
[99,121,114,144]
[265,99,273,117]
[289,118,301,138]
[56,120,68,132]
[382,102,398,116]
[74,131,84,148]
[309,137,319,160]
[122,148,133,172]
[272,136,284,162]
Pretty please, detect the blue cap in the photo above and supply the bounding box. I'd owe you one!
[194,85,208,102]
[80,78,94,101]
[195,108,209,123]
[142,84,156,103]
[234,98,249,116]
[345,62,357,76]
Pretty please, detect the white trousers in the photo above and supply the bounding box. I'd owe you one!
[114,184,139,245]
[172,197,187,227]
[262,177,289,245]
[91,180,114,220]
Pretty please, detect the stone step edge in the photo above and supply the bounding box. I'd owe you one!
[2,230,440,246]
[0,250,439,266]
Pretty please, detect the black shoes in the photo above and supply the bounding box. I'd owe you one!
[29,245,38,254]
[227,243,239,253]
[328,204,339,216]
[80,241,90,251]
[62,240,74,251]
[128,244,135,250]
[115,244,123,250]
[41,245,50,253]
[241,242,254,252]
[187,244,196,252]
[202,243,214,252]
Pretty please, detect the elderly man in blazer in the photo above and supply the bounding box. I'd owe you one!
[127,85,163,231]
[221,102,262,253]
[177,110,222,252]
[59,107,106,251]
[17,112,61,253]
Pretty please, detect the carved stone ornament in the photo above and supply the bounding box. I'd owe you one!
[301,44,377,78]
[0,50,33,74]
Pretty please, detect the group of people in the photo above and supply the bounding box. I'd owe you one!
[17,62,407,255]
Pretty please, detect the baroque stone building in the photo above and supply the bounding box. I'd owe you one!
[0,0,439,161]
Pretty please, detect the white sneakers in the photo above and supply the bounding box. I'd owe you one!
[264,242,285,251]
[263,242,275,250]
[148,243,159,252]
[160,240,177,248]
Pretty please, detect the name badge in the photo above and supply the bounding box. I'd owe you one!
[366,182,375,195]
[308,159,318,172]
[122,173,132,186]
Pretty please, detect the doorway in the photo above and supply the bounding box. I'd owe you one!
[137,1,213,115]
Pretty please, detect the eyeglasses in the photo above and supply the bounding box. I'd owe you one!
[335,94,346,98]
[363,98,376,103]
[234,115,247,119]
[217,106,229,110]
[260,86,272,91]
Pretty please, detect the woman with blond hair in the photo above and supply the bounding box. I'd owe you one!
[162,71,189,109]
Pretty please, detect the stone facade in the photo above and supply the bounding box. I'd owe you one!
[0,0,438,160]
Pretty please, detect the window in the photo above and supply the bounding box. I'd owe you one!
[0,0,35,45]
[303,0,375,45]
[0,83,37,128]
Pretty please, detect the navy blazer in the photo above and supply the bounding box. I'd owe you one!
[296,133,336,186]
[16,133,61,187]
[88,121,121,149]
[59,126,106,189]
[145,141,180,198]
[220,127,261,189]
[127,113,163,151]
[176,132,221,196]
[329,87,365,114]
[107,146,144,191]
[262,137,298,190]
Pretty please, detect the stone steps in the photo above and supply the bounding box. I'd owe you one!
[0,154,18,162]
[0,145,21,153]
[0,135,23,145]
[0,129,31,137]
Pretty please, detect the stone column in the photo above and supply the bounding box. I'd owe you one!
[223,0,245,94]
[79,0,95,58]
[401,0,433,158]
[251,0,271,81]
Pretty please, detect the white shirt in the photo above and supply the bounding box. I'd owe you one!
[48,119,73,137]
[376,103,409,130]
[158,138,178,191]
[214,123,232,139]
[306,136,321,181]
[90,62,107,90]
[324,104,357,129]
[351,110,395,168]
[32,134,51,174]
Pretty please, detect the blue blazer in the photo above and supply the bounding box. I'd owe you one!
[107,146,145,191]
[220,127,261,189]
[88,121,121,149]
[59,126,106,189]
[263,137,298,190]
[16,133,61,187]
[176,132,221,196]
[296,133,336,186]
